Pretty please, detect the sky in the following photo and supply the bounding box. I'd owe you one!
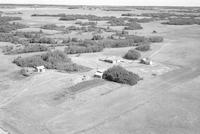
[0,0,200,7]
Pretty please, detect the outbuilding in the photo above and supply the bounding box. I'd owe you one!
[140,58,152,65]
[94,69,104,78]
[99,56,121,64]
[35,66,45,73]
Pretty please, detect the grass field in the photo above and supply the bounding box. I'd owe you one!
[0,5,200,134]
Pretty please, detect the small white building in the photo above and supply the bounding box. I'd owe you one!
[35,66,45,73]
[94,69,104,78]
[99,56,121,64]
[140,58,152,65]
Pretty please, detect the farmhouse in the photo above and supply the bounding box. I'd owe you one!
[35,66,46,72]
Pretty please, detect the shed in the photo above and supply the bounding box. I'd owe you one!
[94,69,104,78]
[140,58,152,65]
[99,56,121,64]
[35,66,45,72]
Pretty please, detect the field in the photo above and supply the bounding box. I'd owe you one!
[0,5,200,134]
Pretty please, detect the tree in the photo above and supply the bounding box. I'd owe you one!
[102,66,140,85]
[124,49,141,60]
[135,44,150,51]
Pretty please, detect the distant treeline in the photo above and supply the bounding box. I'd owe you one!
[31,13,154,25]
[162,18,200,25]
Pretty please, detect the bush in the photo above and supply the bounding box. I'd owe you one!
[0,16,26,33]
[104,8,131,11]
[124,22,143,30]
[121,13,136,16]
[141,13,176,19]
[13,50,87,72]
[141,13,200,19]
[71,37,79,42]
[65,40,104,54]
[31,13,66,17]
[13,55,45,67]
[91,35,103,40]
[65,45,103,54]
[100,37,146,48]
[7,44,49,54]
[13,31,41,38]
[162,18,198,25]
[115,30,129,36]
[59,14,115,21]
[75,21,97,26]
[29,37,56,44]
[59,16,77,21]
[148,36,164,43]
[66,26,79,31]
[41,24,65,31]
[62,37,71,43]
[135,44,150,51]
[13,50,71,68]
[107,18,126,26]
[0,22,27,33]
[0,33,29,44]
[0,16,22,22]
[135,18,154,23]
[102,66,140,85]
[101,39,128,48]
[125,35,147,44]
[124,49,141,60]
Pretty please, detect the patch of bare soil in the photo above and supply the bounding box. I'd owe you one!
[53,79,105,102]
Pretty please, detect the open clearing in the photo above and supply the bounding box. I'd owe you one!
[0,5,200,134]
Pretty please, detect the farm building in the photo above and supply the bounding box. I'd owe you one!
[99,56,121,64]
[94,69,104,78]
[35,66,46,72]
[140,58,152,65]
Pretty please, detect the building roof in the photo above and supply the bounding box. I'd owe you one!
[35,65,45,69]
[95,71,103,76]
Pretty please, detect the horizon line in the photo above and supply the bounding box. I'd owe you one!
[0,3,200,8]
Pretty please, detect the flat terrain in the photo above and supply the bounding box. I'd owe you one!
[0,6,200,134]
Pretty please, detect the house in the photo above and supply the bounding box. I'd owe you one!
[99,56,121,64]
[140,58,152,65]
[35,66,45,72]
[94,69,104,78]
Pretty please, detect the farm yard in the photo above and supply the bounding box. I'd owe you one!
[0,4,200,134]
